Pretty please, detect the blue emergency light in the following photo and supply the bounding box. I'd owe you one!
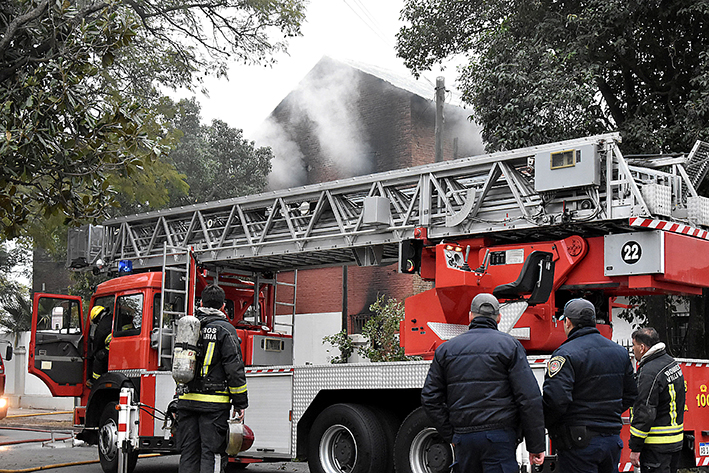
[118,260,133,273]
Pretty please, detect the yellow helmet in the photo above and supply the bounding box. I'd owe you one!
[90,306,106,322]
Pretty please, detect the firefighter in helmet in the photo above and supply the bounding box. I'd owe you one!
[87,305,113,388]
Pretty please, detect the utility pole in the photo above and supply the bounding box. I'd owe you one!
[435,76,446,163]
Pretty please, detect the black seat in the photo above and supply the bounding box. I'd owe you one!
[493,251,555,306]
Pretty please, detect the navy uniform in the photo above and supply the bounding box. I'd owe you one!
[629,330,685,473]
[422,293,545,472]
[177,303,248,473]
[543,299,637,473]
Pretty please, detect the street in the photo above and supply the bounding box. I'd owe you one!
[0,408,308,473]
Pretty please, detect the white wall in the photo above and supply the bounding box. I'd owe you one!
[0,331,73,409]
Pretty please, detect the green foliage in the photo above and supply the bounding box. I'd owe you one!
[396,0,709,153]
[166,98,273,206]
[323,329,355,364]
[359,296,414,362]
[0,240,31,333]
[1,0,305,240]
[323,296,419,364]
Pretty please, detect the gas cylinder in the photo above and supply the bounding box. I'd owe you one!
[172,315,201,384]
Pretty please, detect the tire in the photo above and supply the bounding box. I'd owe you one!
[369,406,401,473]
[307,403,389,473]
[394,407,454,473]
[98,401,138,473]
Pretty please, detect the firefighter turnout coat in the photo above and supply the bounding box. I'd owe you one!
[629,343,685,453]
[178,307,248,410]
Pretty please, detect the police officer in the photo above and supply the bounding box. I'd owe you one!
[422,293,545,472]
[177,284,248,473]
[543,298,637,473]
[629,327,685,473]
[87,305,112,387]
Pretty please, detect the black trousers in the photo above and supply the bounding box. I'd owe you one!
[177,406,230,473]
[640,448,680,473]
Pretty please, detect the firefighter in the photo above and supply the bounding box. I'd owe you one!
[629,327,685,473]
[87,305,112,388]
[177,284,248,473]
[421,293,545,472]
[543,298,637,473]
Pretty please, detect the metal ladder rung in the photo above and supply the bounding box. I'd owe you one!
[165,267,188,273]
[163,288,187,294]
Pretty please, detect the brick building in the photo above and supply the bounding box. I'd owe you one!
[256,57,484,332]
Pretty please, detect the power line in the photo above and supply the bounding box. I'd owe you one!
[340,0,392,47]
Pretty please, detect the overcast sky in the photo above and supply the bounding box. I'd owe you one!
[183,0,462,137]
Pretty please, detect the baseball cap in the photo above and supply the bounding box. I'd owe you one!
[470,293,500,316]
[559,298,596,326]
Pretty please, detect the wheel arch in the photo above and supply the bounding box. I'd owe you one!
[295,388,421,460]
[83,373,137,439]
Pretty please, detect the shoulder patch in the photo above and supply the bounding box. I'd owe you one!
[548,356,566,377]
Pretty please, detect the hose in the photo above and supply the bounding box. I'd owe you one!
[0,437,72,446]
[5,411,73,419]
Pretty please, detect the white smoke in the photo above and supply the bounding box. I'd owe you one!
[254,117,306,190]
[255,58,372,190]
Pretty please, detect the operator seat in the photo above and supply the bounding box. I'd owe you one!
[492,251,555,305]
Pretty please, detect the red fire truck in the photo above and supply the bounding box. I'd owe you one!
[0,343,11,420]
[29,134,709,472]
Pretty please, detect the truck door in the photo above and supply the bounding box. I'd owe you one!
[29,294,84,396]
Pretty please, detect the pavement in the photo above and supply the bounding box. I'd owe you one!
[0,407,308,472]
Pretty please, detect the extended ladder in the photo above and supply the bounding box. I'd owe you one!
[154,244,194,369]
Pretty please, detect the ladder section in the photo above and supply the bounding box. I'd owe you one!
[155,244,193,370]
[273,271,297,333]
[85,133,708,273]
[685,140,709,191]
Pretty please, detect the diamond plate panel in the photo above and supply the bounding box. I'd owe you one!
[427,322,467,340]
[642,183,672,217]
[291,361,433,455]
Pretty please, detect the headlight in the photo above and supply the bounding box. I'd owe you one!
[0,398,7,409]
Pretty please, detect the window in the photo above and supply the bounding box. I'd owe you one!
[35,297,82,334]
[114,293,143,337]
[550,149,577,169]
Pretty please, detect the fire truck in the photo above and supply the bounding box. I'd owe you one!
[29,133,709,472]
[0,343,11,420]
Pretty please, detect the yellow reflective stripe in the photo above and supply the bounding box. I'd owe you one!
[630,426,649,439]
[645,432,683,444]
[105,334,112,346]
[229,384,247,394]
[201,342,215,377]
[669,384,678,426]
[92,372,101,379]
[649,424,683,434]
[179,392,230,403]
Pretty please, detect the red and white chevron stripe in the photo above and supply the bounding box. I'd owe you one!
[629,218,709,240]
[246,367,294,374]
[619,462,633,472]
[697,456,709,466]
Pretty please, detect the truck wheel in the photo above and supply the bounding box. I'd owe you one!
[307,403,388,473]
[394,407,453,473]
[98,401,138,473]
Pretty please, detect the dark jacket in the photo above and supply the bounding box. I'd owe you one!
[178,307,248,411]
[421,316,545,453]
[629,343,685,453]
[543,326,637,441]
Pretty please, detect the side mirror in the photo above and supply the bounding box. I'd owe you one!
[5,345,12,361]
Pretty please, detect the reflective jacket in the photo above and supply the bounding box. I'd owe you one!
[421,316,545,453]
[543,326,637,438]
[178,307,248,411]
[629,343,685,453]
